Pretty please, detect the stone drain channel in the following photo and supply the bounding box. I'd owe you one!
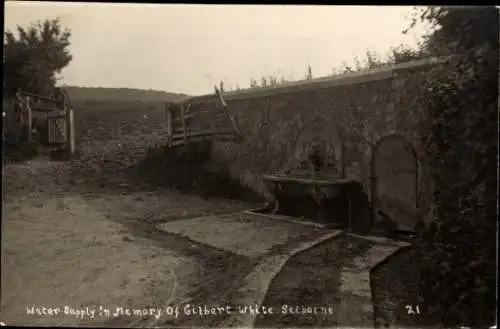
[151,210,409,328]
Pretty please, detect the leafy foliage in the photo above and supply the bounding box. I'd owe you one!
[388,44,425,64]
[243,47,423,92]
[339,47,424,74]
[409,6,498,328]
[3,18,72,97]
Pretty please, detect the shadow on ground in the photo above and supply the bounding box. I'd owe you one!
[128,141,262,203]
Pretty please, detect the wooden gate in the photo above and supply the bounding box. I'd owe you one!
[370,135,419,232]
[47,114,68,144]
[17,89,75,156]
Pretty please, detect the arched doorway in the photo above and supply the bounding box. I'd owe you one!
[370,134,419,232]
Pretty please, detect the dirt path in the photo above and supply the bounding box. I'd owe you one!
[1,160,252,327]
[1,158,409,328]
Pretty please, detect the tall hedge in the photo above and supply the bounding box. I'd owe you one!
[413,7,498,327]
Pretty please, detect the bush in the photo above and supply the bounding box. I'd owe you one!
[408,7,498,327]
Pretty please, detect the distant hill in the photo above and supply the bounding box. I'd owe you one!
[64,86,189,103]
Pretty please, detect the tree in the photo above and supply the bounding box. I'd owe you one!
[260,76,267,88]
[363,50,386,69]
[409,6,498,328]
[339,61,354,73]
[334,46,425,76]
[3,18,72,97]
[269,76,278,86]
[249,78,258,88]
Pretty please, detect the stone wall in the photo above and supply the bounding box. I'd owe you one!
[169,58,448,325]
[179,58,442,214]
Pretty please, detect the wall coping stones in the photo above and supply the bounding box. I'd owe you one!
[180,57,446,105]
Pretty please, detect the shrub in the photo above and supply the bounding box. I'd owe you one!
[407,7,498,327]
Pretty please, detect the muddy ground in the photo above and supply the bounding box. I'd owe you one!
[1,104,261,327]
[1,156,256,327]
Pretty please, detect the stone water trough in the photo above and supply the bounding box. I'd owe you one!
[157,143,374,257]
[257,144,372,233]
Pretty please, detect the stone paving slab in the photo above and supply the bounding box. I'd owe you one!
[337,243,405,327]
[157,211,323,258]
[157,212,410,328]
[219,231,343,328]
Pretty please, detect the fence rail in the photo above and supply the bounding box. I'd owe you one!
[165,100,239,148]
[14,89,76,157]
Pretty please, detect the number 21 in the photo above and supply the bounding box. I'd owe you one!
[405,305,421,315]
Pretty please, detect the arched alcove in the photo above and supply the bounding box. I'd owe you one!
[286,114,347,177]
[370,134,420,232]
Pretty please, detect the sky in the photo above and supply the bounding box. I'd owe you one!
[4,2,430,95]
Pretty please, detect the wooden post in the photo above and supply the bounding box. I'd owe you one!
[165,103,173,148]
[67,106,75,156]
[63,95,75,157]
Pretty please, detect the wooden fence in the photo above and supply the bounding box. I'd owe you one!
[164,96,240,148]
[16,89,76,157]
